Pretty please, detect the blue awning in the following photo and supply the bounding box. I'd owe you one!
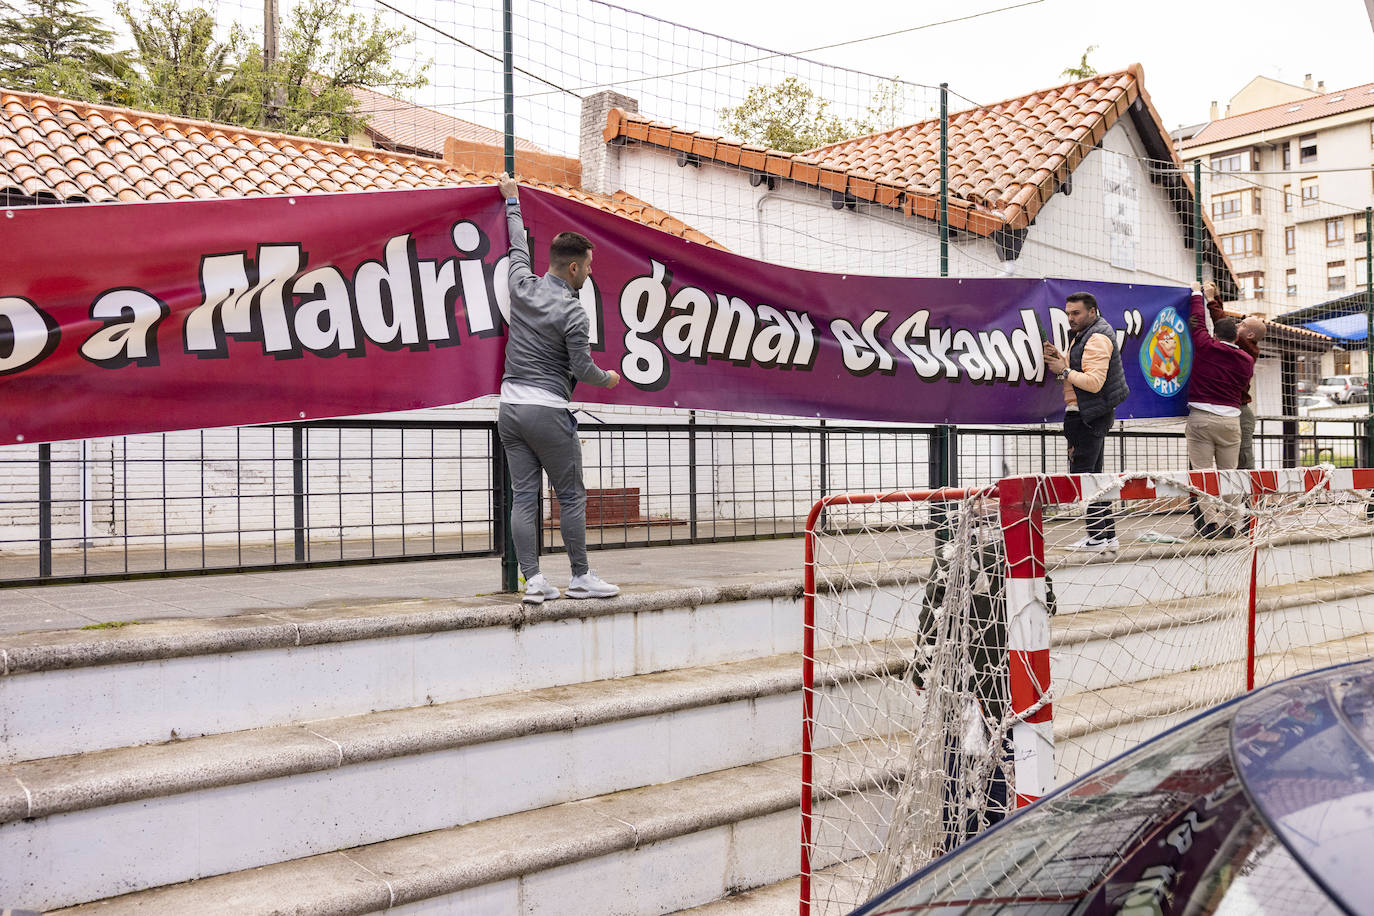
[1275,292,1372,341]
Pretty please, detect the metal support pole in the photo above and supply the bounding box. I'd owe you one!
[688,410,698,541]
[939,83,949,277]
[503,0,515,177]
[493,429,518,591]
[1193,160,1203,283]
[934,84,955,532]
[1365,208,1373,472]
[817,419,828,530]
[498,0,518,590]
[38,442,51,578]
[292,426,305,563]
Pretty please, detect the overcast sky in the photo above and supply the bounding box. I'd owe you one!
[76,0,1374,142]
[617,0,1374,130]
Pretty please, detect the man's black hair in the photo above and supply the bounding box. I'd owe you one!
[1065,291,1098,312]
[550,232,593,271]
[1214,316,1239,342]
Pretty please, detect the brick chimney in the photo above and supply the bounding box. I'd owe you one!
[580,90,638,196]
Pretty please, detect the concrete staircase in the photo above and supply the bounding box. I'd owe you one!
[0,530,1370,914]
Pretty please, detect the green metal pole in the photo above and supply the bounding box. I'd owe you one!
[503,0,515,176]
[934,83,953,531]
[499,0,518,592]
[1358,206,1374,516]
[939,83,949,277]
[1193,160,1203,283]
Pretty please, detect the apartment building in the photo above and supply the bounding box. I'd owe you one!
[1181,76,1374,334]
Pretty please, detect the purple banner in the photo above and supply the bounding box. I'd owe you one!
[0,184,1191,445]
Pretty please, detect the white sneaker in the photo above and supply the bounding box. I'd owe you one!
[1065,536,1119,553]
[567,570,620,599]
[523,574,560,605]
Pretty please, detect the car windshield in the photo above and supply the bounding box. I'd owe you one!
[1321,377,1345,386]
[852,704,1341,915]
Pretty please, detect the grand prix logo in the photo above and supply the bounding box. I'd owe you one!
[1139,306,1190,398]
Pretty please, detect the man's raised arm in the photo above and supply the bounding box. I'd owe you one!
[498,172,536,291]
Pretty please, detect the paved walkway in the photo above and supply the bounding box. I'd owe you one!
[0,539,810,636]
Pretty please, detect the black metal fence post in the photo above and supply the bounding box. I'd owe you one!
[292,426,306,562]
[687,410,698,541]
[38,442,52,578]
[492,426,518,591]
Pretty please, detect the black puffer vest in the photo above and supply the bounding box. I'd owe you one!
[1069,315,1129,422]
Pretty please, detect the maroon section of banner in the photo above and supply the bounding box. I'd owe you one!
[1,185,1187,444]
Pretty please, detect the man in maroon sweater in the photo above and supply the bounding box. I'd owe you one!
[1205,282,1266,468]
[1186,281,1256,536]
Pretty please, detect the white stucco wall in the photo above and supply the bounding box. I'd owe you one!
[612,119,1204,288]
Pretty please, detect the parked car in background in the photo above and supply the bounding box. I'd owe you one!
[1299,395,1338,415]
[851,659,1374,916]
[1297,378,1318,394]
[1316,375,1368,403]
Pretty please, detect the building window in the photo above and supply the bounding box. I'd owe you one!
[1238,272,1265,300]
[1252,190,1262,215]
[1369,122,1374,147]
[1284,184,1294,211]
[1287,268,1298,296]
[1283,143,1292,169]
[1302,177,1319,205]
[1300,133,1318,164]
[1212,192,1242,220]
[1336,351,1352,374]
[1327,217,1346,246]
[1211,149,1254,172]
[1221,231,1261,258]
[1328,260,1347,291]
[1286,226,1296,254]
[1358,257,1369,286]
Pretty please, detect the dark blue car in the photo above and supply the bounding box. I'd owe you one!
[852,658,1374,915]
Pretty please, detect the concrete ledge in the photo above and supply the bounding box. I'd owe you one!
[0,578,809,676]
[1054,631,1374,741]
[0,641,911,826]
[1053,566,1374,647]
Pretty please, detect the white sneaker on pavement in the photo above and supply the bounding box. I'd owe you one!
[523,574,560,605]
[1065,536,1119,553]
[567,570,620,599]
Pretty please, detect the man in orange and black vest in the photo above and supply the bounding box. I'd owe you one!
[1043,292,1130,554]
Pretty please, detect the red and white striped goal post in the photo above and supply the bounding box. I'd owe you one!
[800,467,1374,915]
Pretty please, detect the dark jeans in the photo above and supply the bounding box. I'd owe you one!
[1064,410,1115,541]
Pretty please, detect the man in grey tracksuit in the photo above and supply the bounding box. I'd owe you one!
[497,173,622,604]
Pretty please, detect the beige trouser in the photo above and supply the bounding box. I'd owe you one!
[1186,408,1242,529]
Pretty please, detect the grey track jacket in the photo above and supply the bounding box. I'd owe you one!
[501,198,611,400]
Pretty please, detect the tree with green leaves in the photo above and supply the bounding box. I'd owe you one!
[0,0,128,100]
[719,77,854,153]
[115,0,250,123]
[1061,45,1099,80]
[721,76,919,153]
[231,0,430,140]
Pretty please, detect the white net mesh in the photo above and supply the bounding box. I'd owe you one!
[804,468,1374,915]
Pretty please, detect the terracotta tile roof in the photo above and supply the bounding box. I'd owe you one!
[604,65,1178,237]
[1183,82,1374,149]
[0,89,719,247]
[349,86,543,159]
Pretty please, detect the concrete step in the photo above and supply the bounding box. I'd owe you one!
[1051,566,1374,696]
[1045,527,1374,616]
[0,581,811,762]
[0,643,920,912]
[45,745,891,916]
[1052,630,1374,783]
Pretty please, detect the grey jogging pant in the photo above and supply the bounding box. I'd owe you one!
[497,402,589,579]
